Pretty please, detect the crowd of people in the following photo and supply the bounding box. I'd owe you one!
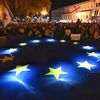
[0,22,100,42]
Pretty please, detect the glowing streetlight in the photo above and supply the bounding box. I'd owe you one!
[41,8,48,16]
[0,4,3,17]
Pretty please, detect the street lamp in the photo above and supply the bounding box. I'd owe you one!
[0,4,3,18]
[41,8,48,16]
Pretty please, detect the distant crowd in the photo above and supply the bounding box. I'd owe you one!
[0,22,100,41]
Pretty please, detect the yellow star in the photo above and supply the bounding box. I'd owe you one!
[73,42,79,45]
[0,56,14,63]
[10,65,30,76]
[87,52,98,57]
[60,40,66,43]
[46,67,68,80]
[77,61,95,71]
[19,43,27,46]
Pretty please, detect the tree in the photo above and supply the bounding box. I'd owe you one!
[0,0,51,18]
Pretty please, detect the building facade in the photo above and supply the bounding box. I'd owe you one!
[0,2,3,19]
[51,0,100,22]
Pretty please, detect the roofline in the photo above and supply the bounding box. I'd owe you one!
[52,0,90,11]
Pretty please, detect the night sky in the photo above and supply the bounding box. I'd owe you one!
[52,0,88,9]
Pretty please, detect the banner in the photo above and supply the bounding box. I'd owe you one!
[71,34,81,40]
[2,6,11,27]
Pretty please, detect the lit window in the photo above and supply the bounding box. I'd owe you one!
[94,10,99,16]
[96,3,100,7]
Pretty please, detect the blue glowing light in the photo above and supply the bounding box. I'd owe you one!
[45,39,57,43]
[82,46,94,50]
[97,58,100,62]
[0,48,18,55]
[30,40,41,44]
[1,65,38,93]
[2,75,35,93]
[6,75,26,85]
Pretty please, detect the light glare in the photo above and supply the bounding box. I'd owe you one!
[82,46,94,50]
[0,48,18,55]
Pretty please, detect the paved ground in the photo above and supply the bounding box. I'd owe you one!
[0,38,100,100]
